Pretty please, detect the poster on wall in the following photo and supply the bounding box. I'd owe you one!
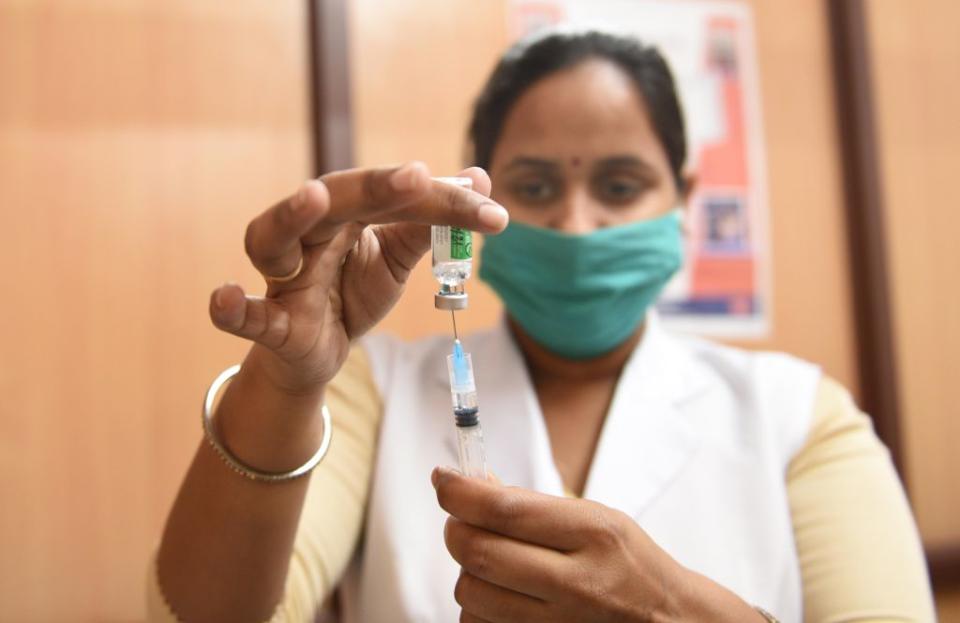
[509,0,771,338]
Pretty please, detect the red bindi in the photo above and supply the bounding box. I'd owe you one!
[571,157,581,166]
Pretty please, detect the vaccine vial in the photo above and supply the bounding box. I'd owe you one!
[432,177,473,310]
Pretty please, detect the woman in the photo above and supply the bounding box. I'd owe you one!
[150,31,934,622]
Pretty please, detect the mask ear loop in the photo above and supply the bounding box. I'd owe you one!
[675,203,691,236]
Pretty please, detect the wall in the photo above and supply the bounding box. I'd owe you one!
[348,0,513,342]
[866,1,960,619]
[0,1,311,619]
[867,0,960,550]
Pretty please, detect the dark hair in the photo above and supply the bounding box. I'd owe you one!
[467,30,687,192]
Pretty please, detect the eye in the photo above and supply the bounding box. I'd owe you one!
[509,177,559,204]
[594,175,644,205]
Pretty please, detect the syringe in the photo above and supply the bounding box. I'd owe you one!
[446,339,487,479]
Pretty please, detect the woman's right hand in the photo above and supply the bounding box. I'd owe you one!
[209,162,507,398]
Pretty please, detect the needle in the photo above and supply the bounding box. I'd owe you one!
[451,309,459,341]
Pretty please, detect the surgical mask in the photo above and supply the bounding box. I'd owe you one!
[479,210,683,359]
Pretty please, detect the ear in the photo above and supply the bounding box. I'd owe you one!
[678,171,697,236]
[679,170,697,206]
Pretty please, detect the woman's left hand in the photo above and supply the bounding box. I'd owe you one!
[432,466,769,623]
[432,466,687,623]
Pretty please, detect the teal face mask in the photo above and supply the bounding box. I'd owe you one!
[479,210,683,359]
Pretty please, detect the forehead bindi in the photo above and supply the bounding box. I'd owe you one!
[491,60,671,176]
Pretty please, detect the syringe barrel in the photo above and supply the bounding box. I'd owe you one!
[447,342,486,479]
[446,351,476,395]
[457,423,487,479]
[447,355,479,416]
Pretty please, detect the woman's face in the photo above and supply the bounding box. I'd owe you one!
[489,59,685,233]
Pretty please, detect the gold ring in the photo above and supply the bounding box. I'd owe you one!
[265,255,303,284]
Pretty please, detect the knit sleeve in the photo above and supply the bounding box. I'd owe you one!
[786,377,935,622]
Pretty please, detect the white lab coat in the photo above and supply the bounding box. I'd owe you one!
[338,312,820,622]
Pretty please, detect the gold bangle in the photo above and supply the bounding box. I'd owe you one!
[201,364,332,482]
[754,607,779,622]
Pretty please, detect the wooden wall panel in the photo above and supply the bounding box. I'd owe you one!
[0,2,311,619]
[349,0,858,389]
[348,0,511,341]
[866,1,960,616]
[938,590,960,623]
[728,0,856,389]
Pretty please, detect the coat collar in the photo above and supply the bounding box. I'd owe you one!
[435,311,708,518]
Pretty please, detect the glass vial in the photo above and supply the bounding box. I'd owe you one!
[431,176,473,310]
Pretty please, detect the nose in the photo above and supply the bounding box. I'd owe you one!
[547,187,598,234]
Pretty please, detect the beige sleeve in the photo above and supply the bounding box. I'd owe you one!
[146,345,383,622]
[787,377,935,623]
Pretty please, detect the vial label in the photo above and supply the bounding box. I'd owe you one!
[450,228,472,260]
[432,226,472,261]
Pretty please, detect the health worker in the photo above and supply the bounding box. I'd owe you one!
[150,30,934,623]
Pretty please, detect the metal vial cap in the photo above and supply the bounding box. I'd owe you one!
[435,292,468,310]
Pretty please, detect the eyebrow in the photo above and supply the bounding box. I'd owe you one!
[503,154,659,176]
[593,155,658,175]
[502,157,561,173]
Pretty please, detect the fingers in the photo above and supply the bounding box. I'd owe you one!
[268,222,366,298]
[312,162,507,241]
[244,163,503,295]
[209,282,298,352]
[445,517,568,600]
[302,162,434,245]
[244,180,330,282]
[245,164,502,288]
[433,466,597,551]
[356,167,497,286]
[454,571,547,623]
[385,175,508,232]
[457,166,492,197]
[370,222,432,284]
